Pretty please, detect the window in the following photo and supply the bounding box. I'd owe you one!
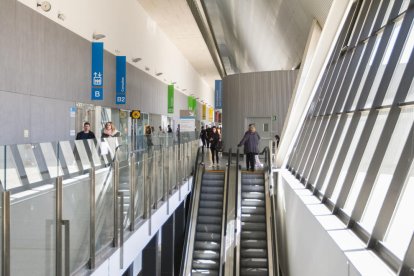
[343,110,389,214]
[360,108,414,232]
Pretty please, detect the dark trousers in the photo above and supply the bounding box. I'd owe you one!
[201,138,206,147]
[246,153,255,171]
[210,148,219,164]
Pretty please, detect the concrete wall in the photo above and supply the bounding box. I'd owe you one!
[275,170,394,276]
[0,0,189,145]
[222,70,297,150]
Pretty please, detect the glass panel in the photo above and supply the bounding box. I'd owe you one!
[0,146,22,190]
[118,157,131,231]
[40,142,63,178]
[59,141,79,174]
[400,21,414,64]
[381,21,402,66]
[400,0,410,13]
[85,140,102,168]
[156,149,164,202]
[380,1,395,28]
[62,177,90,273]
[95,167,114,253]
[10,187,56,275]
[329,114,365,200]
[315,115,352,193]
[135,159,144,221]
[17,144,42,183]
[74,141,91,171]
[343,110,389,214]
[360,108,414,232]
[384,162,414,259]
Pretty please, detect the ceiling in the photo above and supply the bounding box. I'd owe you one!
[137,0,333,84]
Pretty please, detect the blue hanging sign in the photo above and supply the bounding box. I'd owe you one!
[215,80,222,109]
[116,56,126,104]
[91,42,104,100]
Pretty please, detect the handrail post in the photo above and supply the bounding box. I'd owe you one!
[2,191,10,276]
[130,153,136,231]
[113,160,119,247]
[89,168,96,269]
[118,192,124,269]
[56,176,63,276]
[62,220,70,276]
[143,156,148,220]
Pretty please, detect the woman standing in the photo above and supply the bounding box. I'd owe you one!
[237,124,260,171]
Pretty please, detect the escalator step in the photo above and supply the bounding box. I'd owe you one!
[242,206,265,214]
[242,192,264,200]
[198,208,222,216]
[194,241,221,251]
[240,239,267,249]
[196,232,221,242]
[241,231,267,240]
[241,214,265,223]
[241,179,265,185]
[200,193,224,201]
[241,222,266,231]
[240,258,268,268]
[199,201,223,209]
[201,187,224,194]
[242,185,265,192]
[242,174,264,179]
[240,268,268,276]
[202,180,224,186]
[203,174,225,180]
[191,269,219,276]
[198,216,222,224]
[196,224,222,233]
[241,198,265,207]
[240,248,267,258]
[193,250,220,260]
[192,259,220,270]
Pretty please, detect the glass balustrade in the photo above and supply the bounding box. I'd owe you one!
[0,134,198,275]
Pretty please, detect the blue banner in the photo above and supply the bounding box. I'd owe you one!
[116,56,126,104]
[91,42,104,100]
[215,80,222,109]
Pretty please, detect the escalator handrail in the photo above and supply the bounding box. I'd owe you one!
[223,148,232,235]
[179,146,204,276]
[234,148,241,276]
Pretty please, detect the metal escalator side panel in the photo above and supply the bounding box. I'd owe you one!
[219,167,229,275]
[181,164,205,276]
[234,168,243,276]
[264,171,275,276]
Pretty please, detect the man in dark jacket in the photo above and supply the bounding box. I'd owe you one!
[76,122,96,140]
[238,124,260,171]
[200,126,207,149]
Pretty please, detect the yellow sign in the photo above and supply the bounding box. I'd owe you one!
[202,104,206,120]
[130,110,141,119]
[209,107,214,122]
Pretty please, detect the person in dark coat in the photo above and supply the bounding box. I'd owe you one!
[205,126,212,148]
[238,124,260,171]
[209,126,221,166]
[76,122,96,140]
[200,126,207,149]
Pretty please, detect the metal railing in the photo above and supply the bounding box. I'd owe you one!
[0,135,198,276]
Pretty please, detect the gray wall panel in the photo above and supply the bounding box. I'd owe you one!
[0,0,17,93]
[0,1,192,144]
[222,70,297,150]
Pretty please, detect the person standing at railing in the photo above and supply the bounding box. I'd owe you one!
[200,126,207,150]
[76,122,96,140]
[102,122,121,138]
[237,124,260,171]
[209,126,221,167]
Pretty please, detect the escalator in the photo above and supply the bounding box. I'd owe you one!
[239,171,269,275]
[180,149,229,276]
[192,171,225,275]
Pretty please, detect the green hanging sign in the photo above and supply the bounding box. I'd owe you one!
[188,96,194,111]
[168,85,174,114]
[193,98,197,111]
